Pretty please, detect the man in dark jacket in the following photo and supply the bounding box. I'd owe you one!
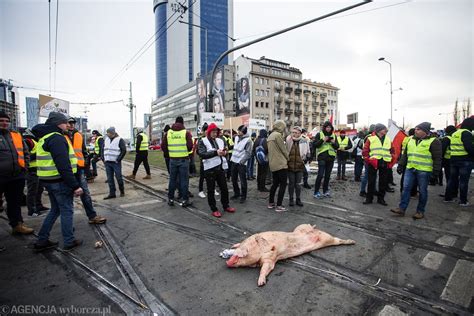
[392,122,442,219]
[198,123,236,217]
[336,130,353,181]
[32,111,84,251]
[0,111,34,235]
[439,125,456,186]
[102,127,127,199]
[312,121,339,198]
[128,129,151,180]
[444,117,474,206]
[161,116,193,207]
[253,129,269,192]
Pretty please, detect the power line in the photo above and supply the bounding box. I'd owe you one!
[70,100,124,105]
[191,10,236,41]
[53,0,59,93]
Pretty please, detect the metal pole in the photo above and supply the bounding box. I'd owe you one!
[209,0,372,100]
[129,82,134,148]
[389,62,393,120]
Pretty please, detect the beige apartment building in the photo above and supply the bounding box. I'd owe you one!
[234,55,339,131]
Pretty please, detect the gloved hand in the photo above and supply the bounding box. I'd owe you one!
[396,165,403,175]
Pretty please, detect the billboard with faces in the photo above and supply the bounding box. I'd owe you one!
[236,77,250,117]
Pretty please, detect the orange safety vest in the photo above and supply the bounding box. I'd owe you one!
[10,131,26,169]
[65,132,85,168]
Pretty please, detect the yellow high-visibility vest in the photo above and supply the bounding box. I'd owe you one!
[138,133,149,152]
[317,131,336,158]
[167,130,188,158]
[36,132,77,179]
[94,136,103,154]
[443,135,451,159]
[406,137,435,172]
[450,129,469,157]
[368,135,392,162]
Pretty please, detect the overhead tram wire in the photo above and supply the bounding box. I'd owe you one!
[233,0,412,42]
[191,10,236,42]
[53,0,59,93]
[70,100,124,105]
[97,0,197,98]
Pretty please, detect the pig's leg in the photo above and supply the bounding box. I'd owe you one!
[257,260,275,287]
[328,237,356,246]
[231,243,241,249]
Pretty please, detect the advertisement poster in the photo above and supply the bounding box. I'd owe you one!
[39,94,69,118]
[211,67,224,113]
[236,77,250,116]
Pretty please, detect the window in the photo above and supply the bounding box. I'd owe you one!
[266,79,269,85]
[255,101,259,108]
[266,102,269,108]
[275,80,280,86]
[255,77,259,84]
[255,90,259,96]
[261,102,265,107]
[265,90,269,97]
[285,93,290,98]
[295,83,300,88]
[275,92,280,97]
[285,82,290,87]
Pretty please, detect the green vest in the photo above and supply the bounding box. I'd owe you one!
[318,131,336,158]
[450,129,468,157]
[167,130,188,158]
[30,139,38,169]
[443,135,451,159]
[337,135,349,149]
[36,132,78,180]
[138,133,149,151]
[368,135,392,162]
[94,136,103,154]
[224,135,234,153]
[402,135,412,151]
[406,137,435,172]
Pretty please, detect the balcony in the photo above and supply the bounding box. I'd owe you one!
[285,86,293,92]
[295,108,303,115]
[284,97,293,104]
[321,102,327,107]
[312,101,319,106]
[294,98,302,105]
[274,96,282,103]
[303,89,311,94]
[312,106,317,112]
[320,93,327,98]
[284,107,293,115]
[294,88,302,95]
[276,106,283,114]
[274,83,282,91]
[312,91,319,97]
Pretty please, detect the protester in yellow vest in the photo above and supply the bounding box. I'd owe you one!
[391,122,442,219]
[444,117,474,206]
[161,116,193,207]
[362,123,392,206]
[311,121,339,199]
[336,130,353,181]
[31,112,84,252]
[439,125,456,187]
[127,129,151,180]
[0,111,34,235]
[66,118,106,225]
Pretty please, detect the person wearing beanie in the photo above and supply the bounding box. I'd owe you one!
[252,129,270,192]
[161,116,193,207]
[230,125,253,204]
[127,129,151,180]
[32,111,84,251]
[444,117,474,206]
[438,125,456,187]
[0,111,34,235]
[88,130,103,179]
[392,122,442,219]
[267,120,289,211]
[246,132,257,180]
[311,121,339,199]
[286,126,311,206]
[65,118,106,225]
[198,123,236,217]
[359,125,377,197]
[362,123,392,206]
[102,127,127,199]
[197,123,219,199]
[353,130,366,182]
[336,129,353,181]
[161,124,171,173]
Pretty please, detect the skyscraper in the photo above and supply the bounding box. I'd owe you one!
[153,0,234,98]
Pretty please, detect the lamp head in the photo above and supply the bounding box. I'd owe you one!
[378,57,385,61]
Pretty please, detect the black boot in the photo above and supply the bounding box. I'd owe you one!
[377,198,388,206]
[296,199,303,207]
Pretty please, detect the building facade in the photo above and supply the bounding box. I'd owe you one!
[234,56,339,131]
[153,0,234,98]
[0,79,20,130]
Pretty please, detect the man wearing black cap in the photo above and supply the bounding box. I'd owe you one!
[102,127,127,199]
[439,125,456,186]
[392,122,441,219]
[230,125,253,203]
[0,111,34,235]
[362,123,393,206]
[32,111,84,251]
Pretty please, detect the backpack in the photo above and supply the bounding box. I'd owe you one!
[255,138,268,165]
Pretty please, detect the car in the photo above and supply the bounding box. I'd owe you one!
[149,144,161,151]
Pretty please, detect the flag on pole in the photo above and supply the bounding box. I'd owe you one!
[387,119,407,167]
[329,114,334,124]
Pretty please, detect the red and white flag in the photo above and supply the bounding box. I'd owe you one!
[387,119,407,167]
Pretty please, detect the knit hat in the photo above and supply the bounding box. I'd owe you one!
[106,126,116,134]
[175,116,184,124]
[374,123,387,133]
[0,111,10,120]
[45,111,68,126]
[202,122,209,132]
[68,117,77,123]
[444,125,456,136]
[460,117,474,131]
[206,123,220,137]
[415,122,431,134]
[238,124,248,135]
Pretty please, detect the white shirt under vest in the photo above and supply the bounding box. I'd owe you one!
[104,136,122,162]
[202,137,228,171]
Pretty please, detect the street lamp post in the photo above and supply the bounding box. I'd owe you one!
[378,57,393,120]
[179,20,208,75]
[439,112,451,127]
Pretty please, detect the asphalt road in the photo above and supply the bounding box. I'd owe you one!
[0,160,472,315]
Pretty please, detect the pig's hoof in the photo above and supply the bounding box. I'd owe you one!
[257,277,266,286]
[347,239,356,245]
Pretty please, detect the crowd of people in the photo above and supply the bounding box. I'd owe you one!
[0,109,472,252]
[160,115,473,219]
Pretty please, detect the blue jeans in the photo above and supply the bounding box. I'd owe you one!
[105,161,124,196]
[168,159,190,201]
[399,168,431,213]
[360,161,369,193]
[77,169,97,219]
[247,156,255,178]
[38,182,75,246]
[446,160,473,204]
[354,156,364,180]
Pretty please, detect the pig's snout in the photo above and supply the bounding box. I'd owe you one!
[226,255,239,267]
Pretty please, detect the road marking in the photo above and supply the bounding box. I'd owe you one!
[440,259,474,307]
[420,235,457,270]
[378,305,407,316]
[119,200,162,208]
[454,212,471,225]
[464,238,474,253]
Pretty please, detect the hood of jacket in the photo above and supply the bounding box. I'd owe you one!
[272,120,286,134]
[460,117,474,131]
[171,122,186,131]
[32,123,63,139]
[258,129,268,138]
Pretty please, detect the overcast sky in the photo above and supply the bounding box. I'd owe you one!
[1,0,472,137]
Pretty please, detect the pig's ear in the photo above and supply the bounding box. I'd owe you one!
[312,225,317,229]
[237,247,248,258]
[231,243,241,249]
[255,236,270,247]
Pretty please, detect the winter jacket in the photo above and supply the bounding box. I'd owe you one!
[31,123,80,190]
[0,129,29,179]
[101,134,127,162]
[233,134,253,165]
[161,122,193,160]
[451,118,474,162]
[268,121,289,172]
[311,121,339,162]
[398,136,442,176]
[198,136,226,172]
[252,130,269,164]
[286,135,310,172]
